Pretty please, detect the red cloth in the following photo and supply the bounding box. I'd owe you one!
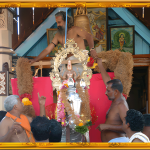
[45,103,57,120]
[11,77,53,116]
[11,73,127,142]
[122,93,127,99]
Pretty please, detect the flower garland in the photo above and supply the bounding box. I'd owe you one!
[57,95,66,126]
[21,94,32,106]
[57,80,92,130]
[87,57,98,69]
[76,83,91,124]
[75,120,92,134]
[57,80,69,126]
[22,98,32,106]
[20,93,32,106]
[60,87,81,125]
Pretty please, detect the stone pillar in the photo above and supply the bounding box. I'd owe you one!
[0,9,15,110]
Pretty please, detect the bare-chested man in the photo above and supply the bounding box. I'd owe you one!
[29,11,97,64]
[97,58,129,142]
[0,95,35,142]
[123,109,149,142]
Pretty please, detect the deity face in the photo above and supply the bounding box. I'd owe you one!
[120,34,124,38]
[67,60,72,71]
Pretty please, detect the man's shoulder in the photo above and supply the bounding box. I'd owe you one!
[0,116,13,126]
[117,99,128,109]
[54,32,59,37]
[2,116,10,122]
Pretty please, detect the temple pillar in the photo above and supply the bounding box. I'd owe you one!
[0,9,15,110]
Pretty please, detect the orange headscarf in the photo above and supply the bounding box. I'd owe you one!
[6,112,35,142]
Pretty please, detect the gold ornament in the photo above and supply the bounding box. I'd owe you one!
[74,7,92,35]
[50,39,92,91]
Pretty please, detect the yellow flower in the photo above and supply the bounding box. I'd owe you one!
[24,101,32,106]
[22,98,32,106]
[64,84,68,88]
[62,122,64,125]
[87,120,90,122]
[91,63,98,69]
[57,91,60,96]
[22,97,29,102]
[87,57,90,62]
[78,122,84,126]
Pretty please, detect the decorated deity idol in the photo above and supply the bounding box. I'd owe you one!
[50,39,94,142]
[60,60,80,81]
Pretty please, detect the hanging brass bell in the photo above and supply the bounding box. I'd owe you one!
[74,7,99,44]
[74,7,92,35]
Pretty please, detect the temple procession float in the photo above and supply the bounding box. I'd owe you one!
[50,39,93,142]
[10,7,134,142]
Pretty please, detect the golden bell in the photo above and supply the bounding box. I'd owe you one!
[74,8,92,35]
[74,15,92,35]
[74,7,99,44]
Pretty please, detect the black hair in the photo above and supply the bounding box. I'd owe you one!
[125,109,144,132]
[55,11,66,22]
[107,79,123,93]
[55,11,74,29]
[0,110,6,121]
[31,116,51,141]
[31,116,62,142]
[143,114,150,126]
[49,119,62,142]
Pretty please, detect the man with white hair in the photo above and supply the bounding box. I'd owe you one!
[0,95,35,142]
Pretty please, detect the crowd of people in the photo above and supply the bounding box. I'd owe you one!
[0,10,149,143]
[0,59,149,142]
[0,95,62,142]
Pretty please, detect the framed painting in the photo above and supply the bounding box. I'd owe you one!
[46,28,62,57]
[110,26,135,54]
[72,8,108,53]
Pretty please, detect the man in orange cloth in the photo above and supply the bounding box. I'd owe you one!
[97,58,129,142]
[0,95,35,142]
